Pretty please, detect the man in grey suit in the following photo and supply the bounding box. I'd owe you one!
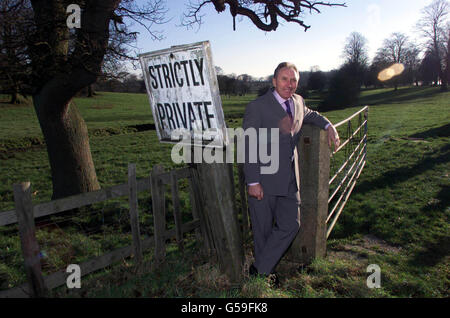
[243,62,340,280]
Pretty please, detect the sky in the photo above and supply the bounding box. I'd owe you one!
[130,0,433,78]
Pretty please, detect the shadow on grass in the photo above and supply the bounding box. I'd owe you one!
[422,184,450,215]
[0,101,32,107]
[355,143,450,195]
[408,233,450,269]
[86,114,153,123]
[410,123,450,139]
[406,184,450,269]
[126,123,156,132]
[358,87,442,106]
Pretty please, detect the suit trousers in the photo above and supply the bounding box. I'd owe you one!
[248,164,300,275]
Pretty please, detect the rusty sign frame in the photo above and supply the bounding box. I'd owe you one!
[139,41,229,148]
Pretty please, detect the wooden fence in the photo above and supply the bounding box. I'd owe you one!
[0,164,208,298]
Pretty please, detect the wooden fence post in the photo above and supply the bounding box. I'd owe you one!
[188,165,215,255]
[13,182,48,297]
[151,165,166,265]
[237,163,250,242]
[170,171,184,253]
[195,161,244,283]
[128,163,143,264]
[287,124,330,264]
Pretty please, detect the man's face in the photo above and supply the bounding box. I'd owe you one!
[272,67,299,100]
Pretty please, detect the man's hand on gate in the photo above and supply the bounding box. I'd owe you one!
[248,184,264,201]
[327,124,340,150]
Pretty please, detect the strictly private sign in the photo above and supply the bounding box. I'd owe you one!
[139,41,228,147]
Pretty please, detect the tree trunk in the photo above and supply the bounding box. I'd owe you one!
[33,90,100,200]
[87,84,95,97]
[10,91,18,104]
[433,41,447,91]
[27,0,120,200]
[9,82,19,104]
[439,68,447,91]
[443,31,450,92]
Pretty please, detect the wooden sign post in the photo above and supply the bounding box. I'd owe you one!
[195,161,244,283]
[287,125,330,264]
[140,42,243,282]
[13,182,48,297]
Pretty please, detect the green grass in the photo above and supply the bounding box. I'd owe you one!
[0,87,449,297]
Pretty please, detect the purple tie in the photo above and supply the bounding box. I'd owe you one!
[284,100,293,120]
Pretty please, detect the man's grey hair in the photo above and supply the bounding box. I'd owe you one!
[273,62,299,79]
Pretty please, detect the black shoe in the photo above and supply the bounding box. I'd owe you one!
[297,264,314,274]
[249,264,259,277]
[249,264,280,288]
[268,272,280,288]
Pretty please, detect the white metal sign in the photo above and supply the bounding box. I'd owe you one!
[139,41,228,147]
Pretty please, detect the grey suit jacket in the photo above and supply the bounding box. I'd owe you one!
[243,89,331,197]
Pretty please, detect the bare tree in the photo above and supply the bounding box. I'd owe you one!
[403,42,422,86]
[342,32,369,66]
[0,0,33,103]
[416,0,449,91]
[321,33,369,109]
[341,32,369,89]
[446,25,450,87]
[375,33,411,90]
[420,49,441,85]
[183,0,346,31]
[18,0,167,200]
[378,33,410,64]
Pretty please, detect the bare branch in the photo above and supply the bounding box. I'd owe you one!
[116,0,169,40]
[183,0,346,32]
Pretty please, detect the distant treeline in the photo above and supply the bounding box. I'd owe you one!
[84,72,271,97]
[85,60,436,98]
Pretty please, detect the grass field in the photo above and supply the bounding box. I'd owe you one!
[0,86,448,297]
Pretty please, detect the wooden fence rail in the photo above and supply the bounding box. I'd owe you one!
[0,167,192,227]
[0,163,204,298]
[0,219,200,298]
